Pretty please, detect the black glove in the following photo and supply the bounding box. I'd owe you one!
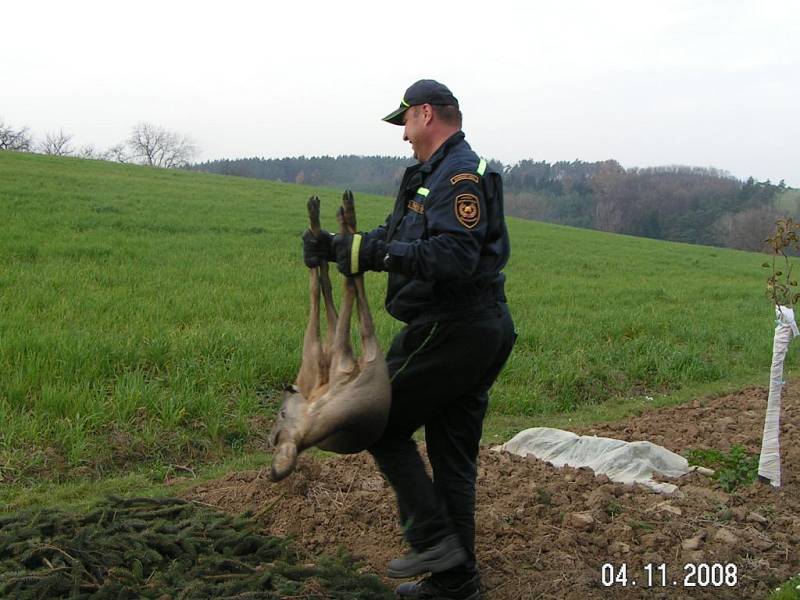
[332,233,388,276]
[302,229,334,268]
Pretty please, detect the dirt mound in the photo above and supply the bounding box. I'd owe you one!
[186,386,800,599]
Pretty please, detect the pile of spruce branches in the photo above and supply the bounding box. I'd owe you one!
[0,496,391,599]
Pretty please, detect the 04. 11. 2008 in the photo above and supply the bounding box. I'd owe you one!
[601,562,738,588]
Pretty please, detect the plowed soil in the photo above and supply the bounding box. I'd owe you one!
[185,385,799,599]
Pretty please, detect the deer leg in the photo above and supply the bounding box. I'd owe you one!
[327,203,358,382]
[293,268,325,398]
[331,190,362,370]
[328,191,361,375]
[340,190,379,363]
[353,276,379,363]
[308,194,338,347]
[293,197,329,398]
[307,195,323,237]
[319,261,338,346]
[342,189,357,233]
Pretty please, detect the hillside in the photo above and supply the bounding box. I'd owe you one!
[0,151,784,488]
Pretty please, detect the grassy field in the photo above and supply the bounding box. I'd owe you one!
[0,151,786,505]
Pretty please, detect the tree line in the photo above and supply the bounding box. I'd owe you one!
[192,155,413,196]
[502,159,791,251]
[0,118,197,167]
[192,155,794,251]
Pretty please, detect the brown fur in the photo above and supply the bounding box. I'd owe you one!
[269,192,391,481]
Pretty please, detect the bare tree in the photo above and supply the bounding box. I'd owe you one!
[591,160,627,233]
[712,206,779,252]
[0,119,33,151]
[39,129,74,156]
[102,143,128,163]
[127,122,197,168]
[76,144,97,159]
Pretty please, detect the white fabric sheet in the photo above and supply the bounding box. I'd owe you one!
[498,427,691,495]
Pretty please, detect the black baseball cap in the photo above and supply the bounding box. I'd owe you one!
[382,79,459,125]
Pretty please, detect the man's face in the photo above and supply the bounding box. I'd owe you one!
[402,106,426,160]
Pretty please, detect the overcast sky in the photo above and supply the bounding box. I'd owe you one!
[3,0,798,185]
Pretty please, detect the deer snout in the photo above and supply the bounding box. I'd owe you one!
[270,442,299,481]
[268,387,308,480]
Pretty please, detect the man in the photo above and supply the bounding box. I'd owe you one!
[303,79,515,600]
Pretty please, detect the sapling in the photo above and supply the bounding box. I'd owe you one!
[758,218,800,487]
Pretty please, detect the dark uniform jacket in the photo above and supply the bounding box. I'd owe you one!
[365,131,510,324]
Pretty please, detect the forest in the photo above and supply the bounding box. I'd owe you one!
[192,156,796,251]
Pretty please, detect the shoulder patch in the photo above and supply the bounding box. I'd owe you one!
[450,172,480,185]
[455,193,480,229]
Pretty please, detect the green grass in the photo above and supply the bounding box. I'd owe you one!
[769,574,800,600]
[684,445,760,492]
[0,151,787,502]
[502,218,779,414]
[0,452,273,513]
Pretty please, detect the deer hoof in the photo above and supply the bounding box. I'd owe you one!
[270,442,298,481]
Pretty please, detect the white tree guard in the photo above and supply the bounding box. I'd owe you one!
[758,305,798,487]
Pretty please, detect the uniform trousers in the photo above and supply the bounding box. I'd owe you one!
[368,301,515,583]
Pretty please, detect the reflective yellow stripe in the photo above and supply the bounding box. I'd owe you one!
[351,234,362,273]
[417,187,430,197]
[401,99,410,107]
[477,158,487,176]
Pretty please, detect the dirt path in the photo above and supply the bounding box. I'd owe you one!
[185,385,799,599]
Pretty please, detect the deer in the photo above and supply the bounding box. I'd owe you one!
[268,191,391,481]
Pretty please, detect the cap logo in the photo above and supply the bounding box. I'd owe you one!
[455,194,480,229]
[401,99,410,107]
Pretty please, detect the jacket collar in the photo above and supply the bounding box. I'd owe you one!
[398,131,467,196]
[418,130,466,174]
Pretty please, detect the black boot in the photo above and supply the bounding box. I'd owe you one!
[387,534,468,579]
[395,574,482,599]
